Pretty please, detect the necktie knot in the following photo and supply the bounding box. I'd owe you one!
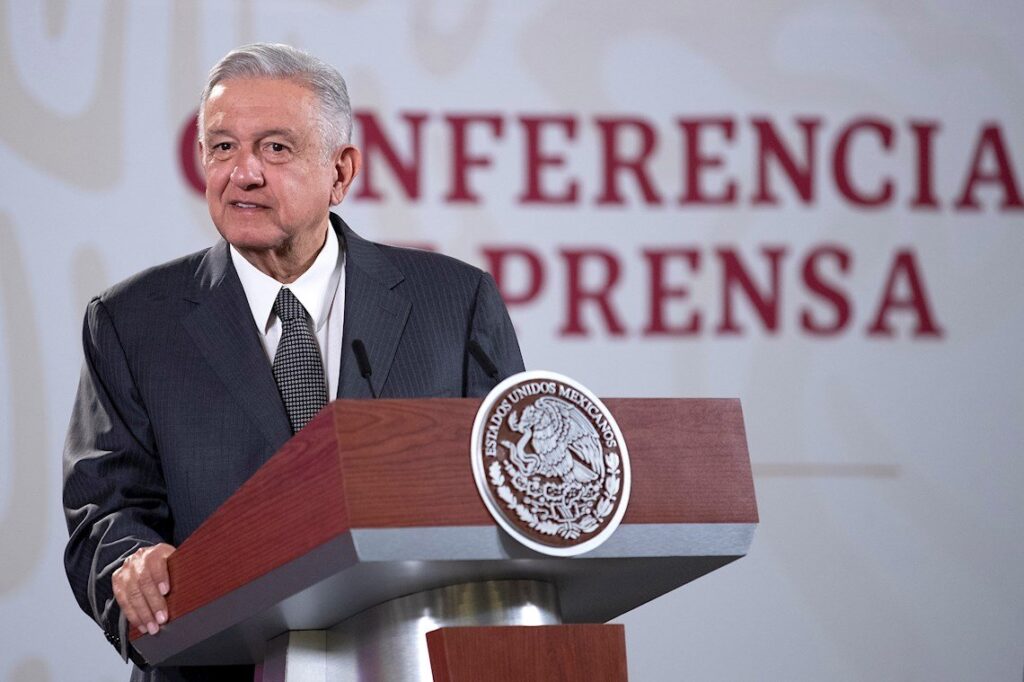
[273,287,307,323]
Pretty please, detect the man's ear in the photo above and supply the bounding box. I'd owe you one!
[330,145,362,205]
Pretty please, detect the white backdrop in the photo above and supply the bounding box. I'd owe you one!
[1,1,1022,680]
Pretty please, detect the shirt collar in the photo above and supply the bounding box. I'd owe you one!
[230,226,343,333]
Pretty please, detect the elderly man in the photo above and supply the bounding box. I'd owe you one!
[63,43,523,681]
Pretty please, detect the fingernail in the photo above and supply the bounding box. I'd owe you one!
[159,582,169,595]
[147,622,159,635]
[156,611,167,624]
[138,625,148,635]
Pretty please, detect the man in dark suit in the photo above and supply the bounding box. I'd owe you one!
[63,43,523,681]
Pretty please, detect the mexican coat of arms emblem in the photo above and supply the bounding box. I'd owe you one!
[471,371,631,556]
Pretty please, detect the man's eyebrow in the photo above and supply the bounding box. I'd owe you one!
[204,128,299,140]
[257,128,299,141]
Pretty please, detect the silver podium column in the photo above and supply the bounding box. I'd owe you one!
[261,580,561,682]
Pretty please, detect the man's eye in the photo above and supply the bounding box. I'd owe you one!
[215,142,232,152]
[268,143,287,153]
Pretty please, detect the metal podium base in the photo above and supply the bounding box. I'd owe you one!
[259,580,561,682]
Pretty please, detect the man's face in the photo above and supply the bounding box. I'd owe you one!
[200,77,357,257]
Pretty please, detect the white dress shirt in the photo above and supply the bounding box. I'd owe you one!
[229,227,346,399]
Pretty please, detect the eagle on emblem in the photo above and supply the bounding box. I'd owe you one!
[502,396,605,484]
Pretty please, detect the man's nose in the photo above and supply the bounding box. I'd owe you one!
[230,152,264,189]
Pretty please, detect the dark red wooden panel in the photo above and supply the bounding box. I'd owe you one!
[427,625,628,682]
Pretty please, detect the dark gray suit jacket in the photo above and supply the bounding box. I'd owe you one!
[63,214,524,681]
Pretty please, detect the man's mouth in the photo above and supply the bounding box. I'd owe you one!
[230,201,267,209]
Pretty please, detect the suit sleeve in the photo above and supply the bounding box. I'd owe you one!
[464,272,525,396]
[63,296,171,663]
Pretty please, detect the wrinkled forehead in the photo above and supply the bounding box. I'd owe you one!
[202,77,319,137]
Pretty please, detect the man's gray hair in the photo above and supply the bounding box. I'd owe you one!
[198,43,352,152]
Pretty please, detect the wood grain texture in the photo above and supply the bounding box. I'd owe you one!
[134,397,756,641]
[426,625,628,682]
[608,398,759,524]
[332,398,487,527]
[332,397,757,527]
[132,411,344,641]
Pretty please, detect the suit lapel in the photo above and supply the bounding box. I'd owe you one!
[181,241,292,450]
[335,216,411,398]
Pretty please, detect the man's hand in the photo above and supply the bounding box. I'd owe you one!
[112,543,176,636]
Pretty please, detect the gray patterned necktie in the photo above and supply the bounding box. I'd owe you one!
[272,287,328,433]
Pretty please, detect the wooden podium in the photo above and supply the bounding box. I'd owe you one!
[131,398,758,680]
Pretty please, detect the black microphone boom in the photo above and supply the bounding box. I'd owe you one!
[351,339,377,398]
[468,339,500,381]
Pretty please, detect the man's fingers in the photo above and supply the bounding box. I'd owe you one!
[137,573,168,628]
[148,544,173,597]
[111,543,177,635]
[113,578,145,633]
[113,568,149,631]
[126,582,158,635]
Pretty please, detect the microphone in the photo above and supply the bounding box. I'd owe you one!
[468,339,500,381]
[351,339,377,398]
